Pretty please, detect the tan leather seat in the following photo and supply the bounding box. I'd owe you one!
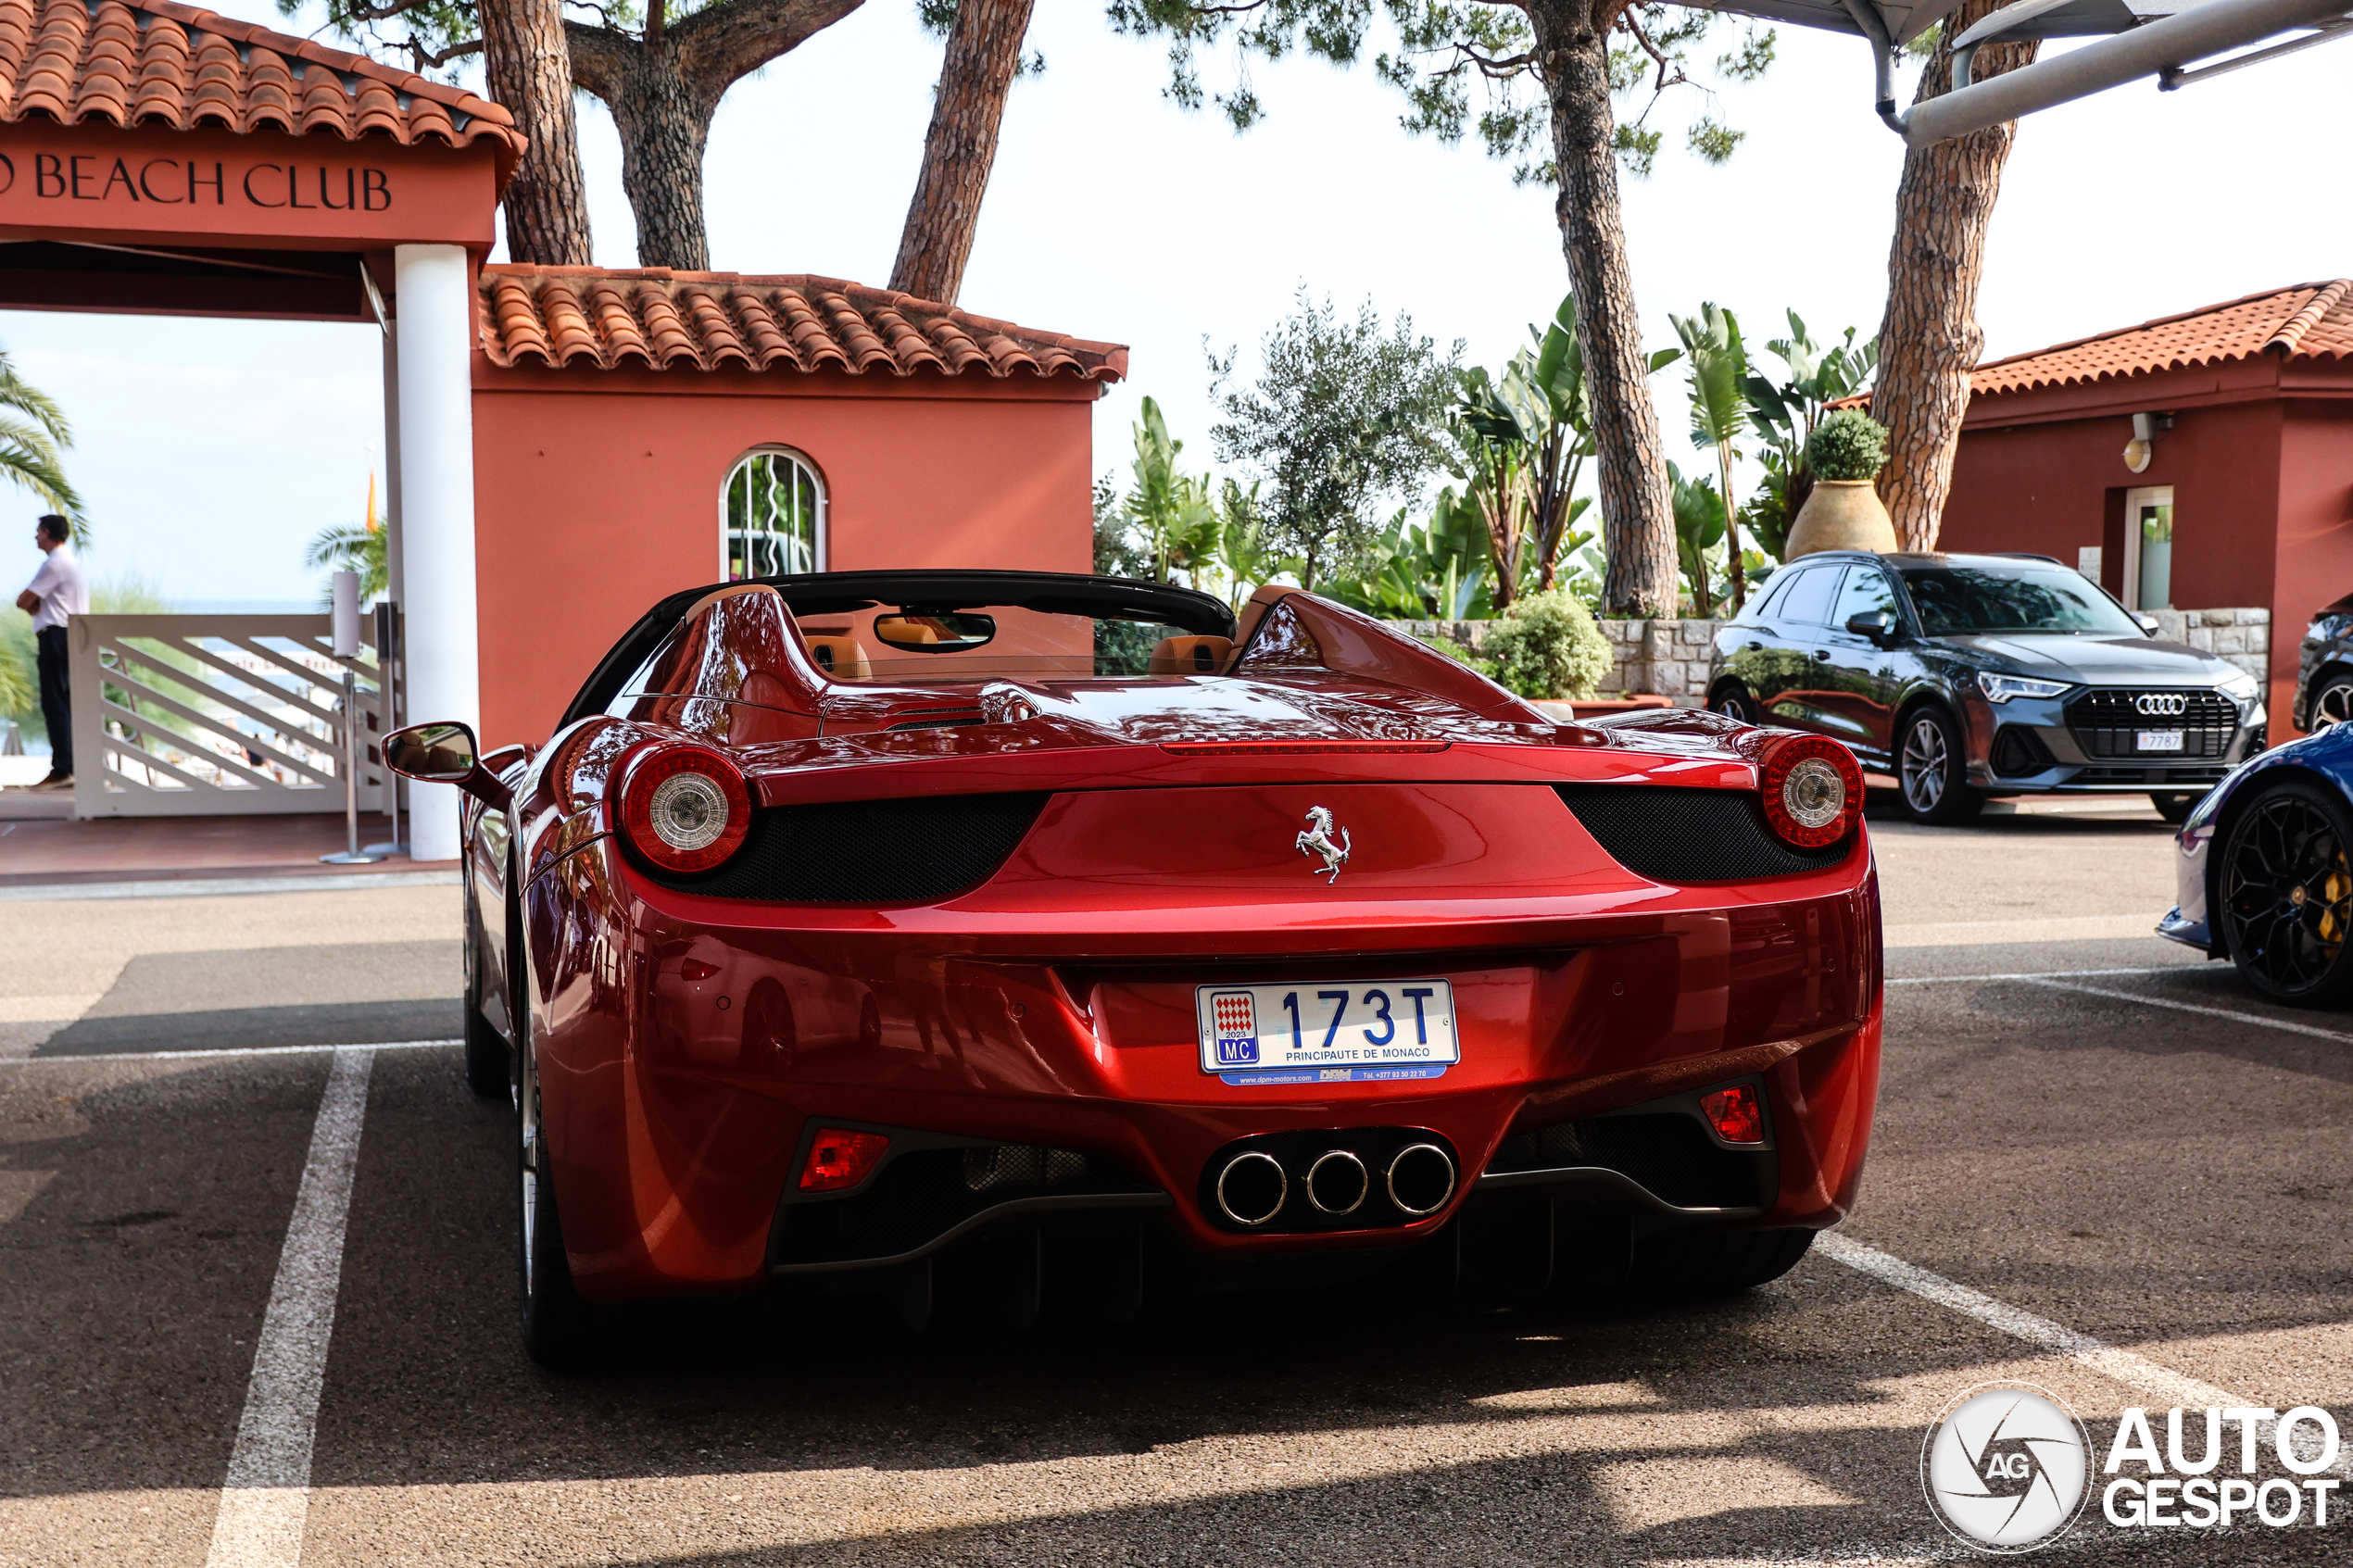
[802,635,871,678]
[1149,634,1235,675]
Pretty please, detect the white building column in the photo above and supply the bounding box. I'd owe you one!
[392,244,477,864]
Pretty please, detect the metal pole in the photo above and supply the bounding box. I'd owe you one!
[322,571,388,866]
[1903,0,2353,147]
[363,602,409,858]
[321,671,388,865]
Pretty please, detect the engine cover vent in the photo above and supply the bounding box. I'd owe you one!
[1554,784,1853,883]
[643,791,1049,903]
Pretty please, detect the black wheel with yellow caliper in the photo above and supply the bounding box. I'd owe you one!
[2219,779,2353,1008]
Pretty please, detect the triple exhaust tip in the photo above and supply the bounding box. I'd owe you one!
[1214,1143,1455,1227]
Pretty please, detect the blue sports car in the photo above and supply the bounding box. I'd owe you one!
[2162,723,2353,1007]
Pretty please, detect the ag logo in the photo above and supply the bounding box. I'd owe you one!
[1920,1382,2093,1553]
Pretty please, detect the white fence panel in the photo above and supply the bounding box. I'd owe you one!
[67,614,397,819]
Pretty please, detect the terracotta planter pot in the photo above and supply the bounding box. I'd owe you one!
[1785,479,1897,558]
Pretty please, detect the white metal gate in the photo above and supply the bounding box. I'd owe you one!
[66,613,397,819]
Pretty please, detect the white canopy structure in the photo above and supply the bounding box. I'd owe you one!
[1703,0,2353,145]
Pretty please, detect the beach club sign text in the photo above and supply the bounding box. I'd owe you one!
[0,151,393,211]
[0,126,495,245]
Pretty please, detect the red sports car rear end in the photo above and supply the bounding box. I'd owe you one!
[392,571,1881,1362]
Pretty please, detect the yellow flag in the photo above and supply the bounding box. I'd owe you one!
[365,470,379,534]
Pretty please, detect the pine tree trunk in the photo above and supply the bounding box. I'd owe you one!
[1530,1,1678,619]
[1871,5,2039,551]
[482,0,592,265]
[890,0,1033,304]
[601,45,718,270]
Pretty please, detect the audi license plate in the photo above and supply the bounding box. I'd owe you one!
[2136,730,2185,752]
[1196,982,1459,1085]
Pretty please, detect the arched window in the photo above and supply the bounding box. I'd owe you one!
[722,448,826,579]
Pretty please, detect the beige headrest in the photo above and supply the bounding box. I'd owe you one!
[803,635,871,679]
[1149,635,1235,676]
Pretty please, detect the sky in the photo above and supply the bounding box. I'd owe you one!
[4,2,2349,606]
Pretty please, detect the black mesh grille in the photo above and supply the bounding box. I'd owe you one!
[2066,688,2239,759]
[1490,1114,1766,1209]
[1554,784,1853,883]
[647,792,1047,903]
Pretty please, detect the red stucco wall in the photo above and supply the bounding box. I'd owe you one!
[1939,400,2284,612]
[1941,364,2353,732]
[470,364,1101,746]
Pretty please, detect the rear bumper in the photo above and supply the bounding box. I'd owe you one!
[524,833,1883,1303]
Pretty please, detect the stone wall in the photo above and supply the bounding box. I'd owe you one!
[1402,607,2271,701]
[2144,608,2269,682]
[1401,617,1726,705]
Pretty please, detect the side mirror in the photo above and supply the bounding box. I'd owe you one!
[384,721,510,809]
[2134,612,2161,637]
[1845,609,1898,645]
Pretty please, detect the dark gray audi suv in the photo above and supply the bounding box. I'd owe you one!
[1705,550,2267,825]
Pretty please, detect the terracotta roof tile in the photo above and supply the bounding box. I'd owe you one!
[1971,282,2353,396]
[0,0,522,176]
[479,265,1128,383]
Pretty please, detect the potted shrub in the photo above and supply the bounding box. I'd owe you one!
[1784,408,1897,557]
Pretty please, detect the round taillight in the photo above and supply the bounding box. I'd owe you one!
[618,744,750,873]
[1757,735,1863,849]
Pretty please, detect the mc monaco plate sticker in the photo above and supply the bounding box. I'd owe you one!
[1195,981,1460,1085]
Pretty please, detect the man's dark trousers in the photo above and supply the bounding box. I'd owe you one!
[35,625,69,776]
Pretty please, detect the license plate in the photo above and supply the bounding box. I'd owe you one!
[2136,730,2185,752]
[1196,981,1459,1085]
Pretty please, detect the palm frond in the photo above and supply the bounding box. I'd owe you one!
[0,348,82,534]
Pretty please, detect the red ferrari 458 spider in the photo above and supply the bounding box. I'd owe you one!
[385,571,1881,1363]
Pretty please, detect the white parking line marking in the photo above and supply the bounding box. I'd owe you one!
[1817,1233,2353,1478]
[1816,1232,2236,1408]
[204,1046,374,1568]
[1886,965,2184,986]
[0,1038,460,1067]
[0,871,459,902]
[2020,977,2353,1044]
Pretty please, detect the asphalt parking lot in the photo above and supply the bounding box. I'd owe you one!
[4,797,2350,1565]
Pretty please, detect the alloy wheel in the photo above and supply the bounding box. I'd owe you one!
[2314,680,2353,730]
[2222,791,2353,996]
[1901,717,1948,813]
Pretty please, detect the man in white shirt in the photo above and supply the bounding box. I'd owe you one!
[16,515,87,789]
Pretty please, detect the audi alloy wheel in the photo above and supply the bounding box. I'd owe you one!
[2219,780,2353,1007]
[2312,675,2353,731]
[1711,687,1759,724]
[1898,708,1982,826]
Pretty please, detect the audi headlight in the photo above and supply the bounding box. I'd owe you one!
[2217,669,2260,701]
[1977,672,2070,704]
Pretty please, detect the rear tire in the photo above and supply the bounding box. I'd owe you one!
[1710,685,1759,724]
[1897,707,1984,825]
[1626,1226,1814,1298]
[517,976,607,1367]
[2151,792,2198,825]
